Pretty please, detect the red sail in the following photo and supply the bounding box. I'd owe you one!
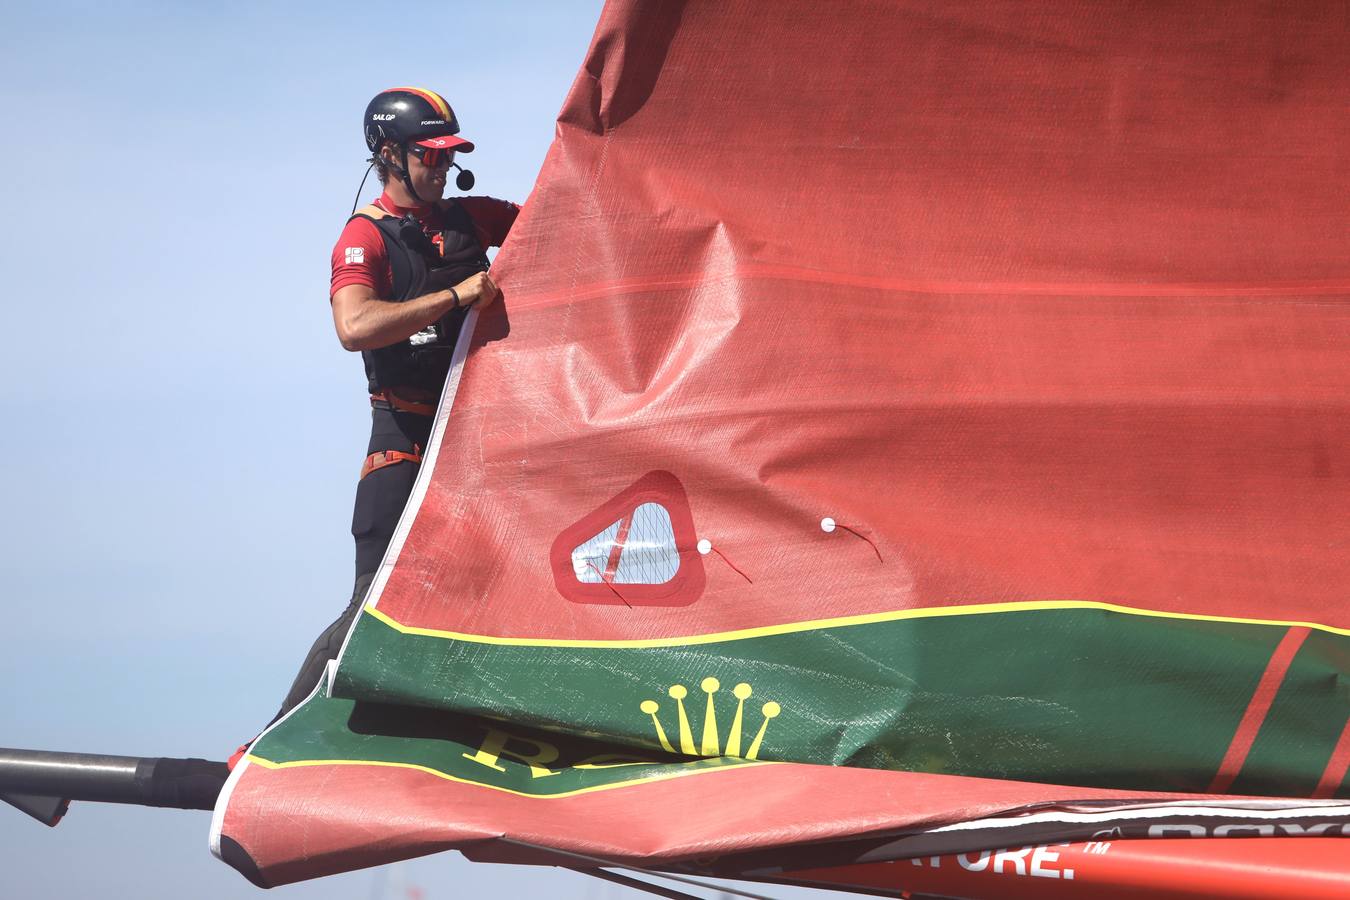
[214,0,1350,891]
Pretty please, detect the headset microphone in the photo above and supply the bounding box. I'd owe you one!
[452,162,475,191]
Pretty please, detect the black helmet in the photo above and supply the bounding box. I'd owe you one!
[363,87,475,155]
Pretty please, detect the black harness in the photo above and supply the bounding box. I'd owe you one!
[350,201,490,394]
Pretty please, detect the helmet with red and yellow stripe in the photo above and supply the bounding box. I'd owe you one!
[363,87,475,155]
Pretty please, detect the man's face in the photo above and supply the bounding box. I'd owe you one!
[405,145,453,201]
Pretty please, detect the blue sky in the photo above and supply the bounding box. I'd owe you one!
[0,1,854,897]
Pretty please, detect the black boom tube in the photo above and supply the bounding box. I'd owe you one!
[0,747,227,821]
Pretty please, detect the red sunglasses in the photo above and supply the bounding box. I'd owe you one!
[406,144,455,167]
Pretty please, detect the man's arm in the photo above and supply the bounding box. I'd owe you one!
[331,272,500,352]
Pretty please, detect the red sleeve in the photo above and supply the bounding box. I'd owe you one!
[330,217,391,298]
[458,196,521,249]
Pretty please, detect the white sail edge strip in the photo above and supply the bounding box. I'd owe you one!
[726,800,1350,875]
[930,800,1350,833]
[820,799,1350,869]
[330,307,480,682]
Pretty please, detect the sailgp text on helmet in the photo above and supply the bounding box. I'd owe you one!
[360,87,476,206]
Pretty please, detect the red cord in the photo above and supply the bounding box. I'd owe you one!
[711,546,754,584]
[836,523,883,562]
[584,561,633,608]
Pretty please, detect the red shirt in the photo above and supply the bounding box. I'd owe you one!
[330,191,520,298]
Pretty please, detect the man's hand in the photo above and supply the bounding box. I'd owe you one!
[455,271,501,310]
[332,272,501,352]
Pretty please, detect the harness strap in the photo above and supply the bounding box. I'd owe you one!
[360,445,423,481]
[353,203,390,220]
[351,198,460,223]
[370,389,437,416]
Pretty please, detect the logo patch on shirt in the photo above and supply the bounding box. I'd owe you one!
[345,247,365,265]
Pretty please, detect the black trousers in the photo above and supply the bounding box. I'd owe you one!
[272,406,432,721]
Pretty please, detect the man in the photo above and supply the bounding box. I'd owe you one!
[274,87,519,718]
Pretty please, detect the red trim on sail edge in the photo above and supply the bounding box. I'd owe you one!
[1312,716,1350,799]
[1208,626,1310,794]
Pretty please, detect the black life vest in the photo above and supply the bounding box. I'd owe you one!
[349,200,491,394]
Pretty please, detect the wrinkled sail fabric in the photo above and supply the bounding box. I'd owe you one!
[213,0,1350,889]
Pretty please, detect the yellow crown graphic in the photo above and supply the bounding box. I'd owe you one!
[639,678,781,760]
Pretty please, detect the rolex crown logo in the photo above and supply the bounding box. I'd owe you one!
[639,678,780,760]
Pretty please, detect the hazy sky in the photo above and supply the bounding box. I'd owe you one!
[0,2,856,897]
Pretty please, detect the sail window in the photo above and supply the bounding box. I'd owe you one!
[549,470,706,607]
[570,502,681,585]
